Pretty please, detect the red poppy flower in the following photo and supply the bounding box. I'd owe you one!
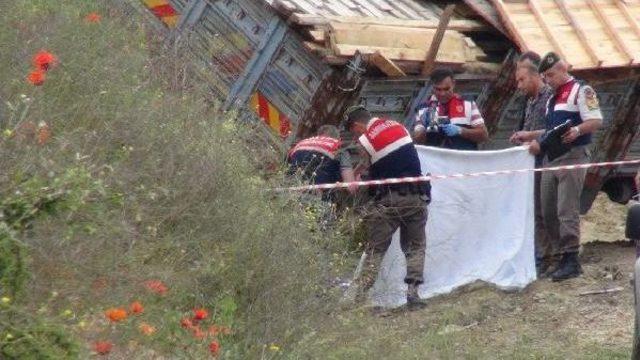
[84,12,101,23]
[139,322,156,336]
[130,301,144,315]
[192,326,206,340]
[180,318,194,329]
[36,121,51,145]
[94,341,113,355]
[32,50,57,71]
[143,280,168,295]
[209,340,220,356]
[104,308,127,322]
[208,325,219,337]
[219,326,232,336]
[27,70,45,86]
[193,308,208,321]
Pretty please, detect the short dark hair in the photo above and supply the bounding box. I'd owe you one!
[430,68,454,84]
[317,124,340,138]
[342,105,371,130]
[518,51,541,73]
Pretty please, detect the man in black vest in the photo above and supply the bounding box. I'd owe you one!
[343,105,429,307]
[527,52,603,281]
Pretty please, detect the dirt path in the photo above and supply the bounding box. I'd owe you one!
[582,194,629,243]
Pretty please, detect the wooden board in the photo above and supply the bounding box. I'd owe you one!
[288,13,490,32]
[493,0,640,70]
[327,22,483,64]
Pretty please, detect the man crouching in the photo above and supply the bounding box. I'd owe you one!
[343,105,429,306]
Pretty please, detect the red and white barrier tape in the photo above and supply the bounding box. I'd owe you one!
[274,159,640,192]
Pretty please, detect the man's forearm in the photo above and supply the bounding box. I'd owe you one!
[576,119,602,135]
[527,130,545,141]
[460,126,489,143]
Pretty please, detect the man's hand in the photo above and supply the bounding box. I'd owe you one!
[347,181,359,195]
[561,126,580,144]
[441,123,462,137]
[413,125,427,143]
[528,139,541,155]
[510,131,528,145]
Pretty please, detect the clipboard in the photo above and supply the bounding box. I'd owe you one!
[539,120,573,162]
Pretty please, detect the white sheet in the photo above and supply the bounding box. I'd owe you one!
[370,146,536,308]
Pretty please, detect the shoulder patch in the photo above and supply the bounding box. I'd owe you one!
[583,86,599,111]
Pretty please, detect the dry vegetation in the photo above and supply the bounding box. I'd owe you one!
[0,1,636,359]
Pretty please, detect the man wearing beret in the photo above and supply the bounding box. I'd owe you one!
[512,52,603,281]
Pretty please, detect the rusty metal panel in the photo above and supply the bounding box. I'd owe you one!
[168,0,189,12]
[358,79,422,123]
[254,31,330,136]
[184,1,266,97]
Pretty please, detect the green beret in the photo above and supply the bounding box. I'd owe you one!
[538,52,561,73]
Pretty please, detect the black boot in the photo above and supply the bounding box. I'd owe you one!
[537,255,560,278]
[536,258,550,278]
[551,252,582,282]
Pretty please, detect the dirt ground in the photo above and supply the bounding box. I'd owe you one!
[310,194,637,359]
[418,194,638,357]
[582,194,630,243]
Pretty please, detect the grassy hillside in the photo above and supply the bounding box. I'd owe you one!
[0,1,349,358]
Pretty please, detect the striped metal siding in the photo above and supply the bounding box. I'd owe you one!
[255,31,329,137]
[168,0,189,12]
[184,0,273,98]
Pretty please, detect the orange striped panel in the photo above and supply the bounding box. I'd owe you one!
[250,92,291,138]
[141,0,179,28]
[142,0,166,7]
[162,15,179,27]
[267,102,281,133]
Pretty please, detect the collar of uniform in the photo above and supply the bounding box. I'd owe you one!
[555,77,576,96]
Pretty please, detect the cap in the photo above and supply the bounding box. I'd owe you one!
[341,104,368,130]
[538,52,561,73]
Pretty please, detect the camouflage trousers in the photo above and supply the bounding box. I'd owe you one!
[356,191,428,292]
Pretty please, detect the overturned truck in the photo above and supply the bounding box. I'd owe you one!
[139,0,640,213]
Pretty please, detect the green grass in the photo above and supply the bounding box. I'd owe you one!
[0,1,348,357]
[0,1,635,359]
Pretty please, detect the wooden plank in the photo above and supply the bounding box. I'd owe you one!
[616,0,640,39]
[422,4,456,75]
[308,29,325,43]
[303,41,329,55]
[462,0,508,36]
[489,0,529,51]
[369,51,406,76]
[329,23,466,54]
[554,0,602,67]
[287,13,489,31]
[332,44,465,63]
[529,0,567,60]
[587,0,634,64]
